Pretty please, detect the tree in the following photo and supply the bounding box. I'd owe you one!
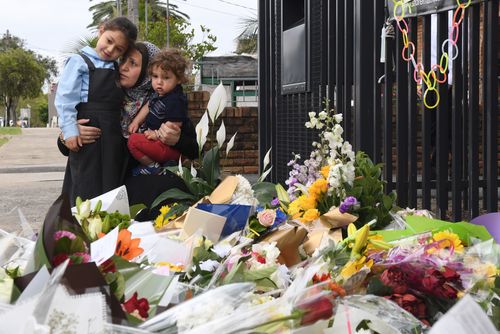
[0,31,58,83]
[0,48,45,125]
[235,15,258,54]
[140,18,217,67]
[88,0,189,30]
[18,94,48,127]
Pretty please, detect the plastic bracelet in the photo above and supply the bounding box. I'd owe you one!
[413,63,424,83]
[423,87,440,109]
[441,39,459,61]
[431,64,448,84]
[450,22,460,44]
[421,70,437,89]
[393,1,405,21]
[439,53,449,73]
[457,0,471,9]
[402,29,409,48]
[453,6,466,26]
[402,41,415,61]
[396,18,409,34]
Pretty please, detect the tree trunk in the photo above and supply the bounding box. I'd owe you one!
[127,0,139,26]
[6,97,18,126]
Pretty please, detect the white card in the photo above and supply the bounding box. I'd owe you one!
[429,294,497,334]
[90,226,119,265]
[72,185,130,216]
[128,221,156,237]
[16,265,50,304]
[182,207,226,243]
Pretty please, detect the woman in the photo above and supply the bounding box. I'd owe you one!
[59,41,198,208]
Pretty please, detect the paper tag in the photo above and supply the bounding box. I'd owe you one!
[72,185,130,216]
[182,207,226,243]
[429,294,497,334]
[90,226,119,265]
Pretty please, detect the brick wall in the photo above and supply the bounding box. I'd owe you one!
[187,91,259,174]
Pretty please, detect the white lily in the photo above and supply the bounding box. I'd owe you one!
[87,216,103,240]
[191,163,197,177]
[263,147,272,170]
[178,156,183,176]
[258,167,273,182]
[226,132,237,156]
[195,111,209,149]
[74,199,91,223]
[216,120,226,148]
[207,82,227,123]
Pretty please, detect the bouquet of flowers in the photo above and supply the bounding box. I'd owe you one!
[286,101,396,229]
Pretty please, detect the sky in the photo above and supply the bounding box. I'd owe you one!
[0,0,257,78]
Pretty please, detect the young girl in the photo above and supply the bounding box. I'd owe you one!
[127,48,190,175]
[55,16,137,204]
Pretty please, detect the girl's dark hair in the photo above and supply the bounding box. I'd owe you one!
[102,16,138,46]
[148,48,190,84]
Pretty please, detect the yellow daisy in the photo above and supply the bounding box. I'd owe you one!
[431,230,464,253]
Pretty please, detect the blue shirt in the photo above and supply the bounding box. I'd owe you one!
[55,46,118,139]
[146,85,188,130]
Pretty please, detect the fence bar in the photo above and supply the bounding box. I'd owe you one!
[451,12,464,221]
[468,5,480,218]
[481,4,488,211]
[421,16,432,210]
[383,23,394,193]
[396,23,409,207]
[344,0,354,142]
[408,17,418,209]
[436,11,450,219]
[485,0,498,212]
[373,0,385,164]
[461,13,469,213]
[335,0,345,121]
[328,0,337,103]
[354,0,374,156]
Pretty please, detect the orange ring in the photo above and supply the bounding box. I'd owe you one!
[452,6,465,26]
[402,29,409,48]
[450,22,460,44]
[431,64,448,84]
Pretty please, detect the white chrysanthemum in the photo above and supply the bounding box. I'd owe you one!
[212,242,232,258]
[199,259,220,272]
[231,174,258,206]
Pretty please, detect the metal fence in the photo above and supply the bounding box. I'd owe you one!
[258,0,499,220]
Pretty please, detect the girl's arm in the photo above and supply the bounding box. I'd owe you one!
[128,101,149,134]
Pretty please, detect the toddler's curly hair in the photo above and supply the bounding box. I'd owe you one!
[148,48,190,84]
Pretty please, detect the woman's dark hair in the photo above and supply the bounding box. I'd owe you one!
[102,16,138,46]
[148,48,190,84]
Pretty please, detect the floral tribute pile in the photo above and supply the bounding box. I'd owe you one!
[0,84,499,333]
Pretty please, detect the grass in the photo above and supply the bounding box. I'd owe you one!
[0,127,22,135]
[0,127,21,148]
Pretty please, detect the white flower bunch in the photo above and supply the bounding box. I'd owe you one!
[231,174,259,206]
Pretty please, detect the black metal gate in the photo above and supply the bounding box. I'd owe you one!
[258,0,499,220]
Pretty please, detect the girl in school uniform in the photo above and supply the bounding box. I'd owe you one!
[55,17,137,204]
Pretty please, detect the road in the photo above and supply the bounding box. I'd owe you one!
[0,128,66,233]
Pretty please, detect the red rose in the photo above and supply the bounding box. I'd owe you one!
[386,293,427,323]
[298,296,334,326]
[122,292,150,319]
[52,253,73,267]
[380,267,408,294]
[421,267,460,299]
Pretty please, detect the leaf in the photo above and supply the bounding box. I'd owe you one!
[226,132,237,156]
[151,188,197,209]
[207,82,227,123]
[223,262,244,284]
[129,204,147,220]
[254,277,278,290]
[243,266,278,281]
[216,120,226,148]
[202,147,221,187]
[252,182,277,204]
[382,194,393,211]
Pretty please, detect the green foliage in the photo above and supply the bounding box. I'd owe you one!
[0,127,21,135]
[0,48,46,124]
[139,18,217,68]
[17,94,49,127]
[346,151,397,229]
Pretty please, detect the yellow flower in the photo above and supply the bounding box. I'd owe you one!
[154,204,178,230]
[308,178,328,198]
[156,262,184,272]
[297,195,317,211]
[301,208,320,223]
[431,230,464,253]
[320,165,330,178]
[340,256,373,279]
[287,200,303,219]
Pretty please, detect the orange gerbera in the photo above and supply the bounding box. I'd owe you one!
[115,229,144,260]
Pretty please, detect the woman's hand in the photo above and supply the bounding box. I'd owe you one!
[157,122,181,146]
[77,119,101,144]
[128,120,140,134]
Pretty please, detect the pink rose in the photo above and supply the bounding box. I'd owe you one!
[257,209,276,227]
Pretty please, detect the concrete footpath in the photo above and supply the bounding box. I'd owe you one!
[0,128,66,233]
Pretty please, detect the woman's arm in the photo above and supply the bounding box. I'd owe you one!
[128,101,149,134]
[57,119,102,156]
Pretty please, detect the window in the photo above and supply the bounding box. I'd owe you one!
[281,0,309,94]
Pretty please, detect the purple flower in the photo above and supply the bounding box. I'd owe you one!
[339,196,358,214]
[270,197,280,207]
[54,230,76,241]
